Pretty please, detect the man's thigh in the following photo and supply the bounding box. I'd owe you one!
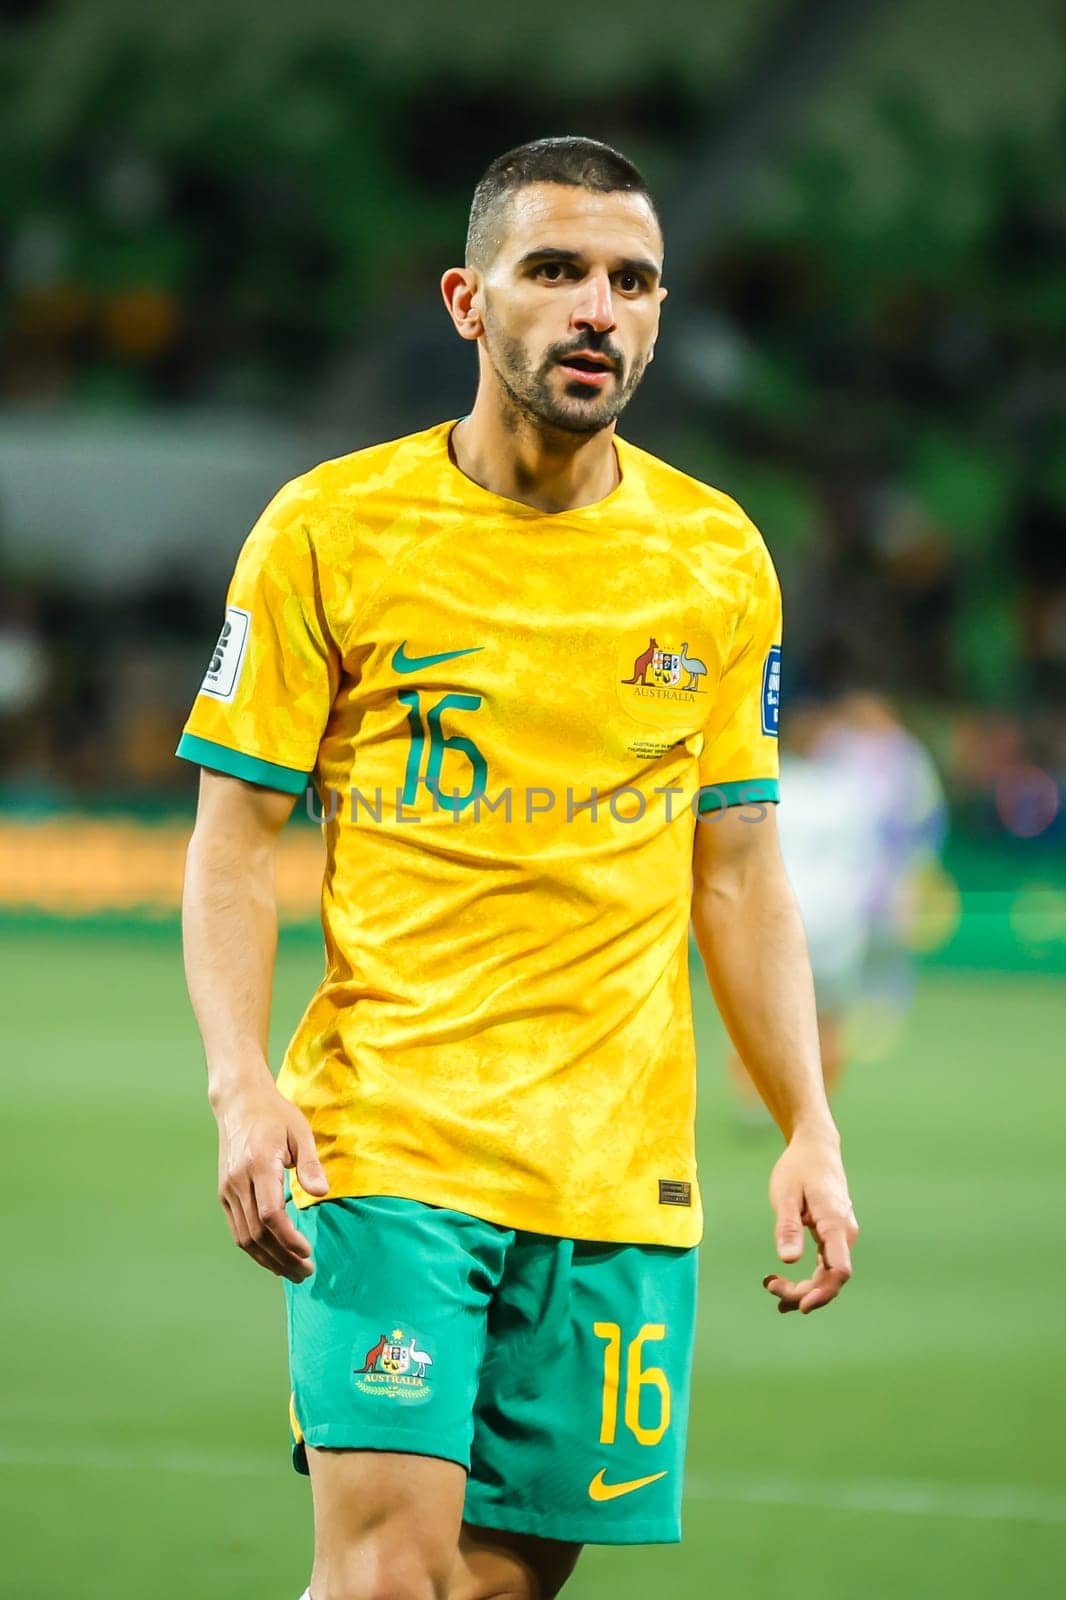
[465,1235,698,1547]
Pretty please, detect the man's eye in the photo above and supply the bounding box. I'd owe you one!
[537,262,571,281]
[617,271,643,292]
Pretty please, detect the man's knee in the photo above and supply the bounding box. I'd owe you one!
[451,1525,582,1600]
[307,1448,466,1600]
[461,1584,569,1600]
[313,1548,450,1600]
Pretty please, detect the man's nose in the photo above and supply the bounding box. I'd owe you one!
[571,271,615,334]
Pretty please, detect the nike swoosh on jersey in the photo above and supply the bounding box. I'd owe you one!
[587,1468,669,1502]
[391,642,483,673]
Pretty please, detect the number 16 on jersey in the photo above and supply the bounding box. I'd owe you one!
[398,690,488,813]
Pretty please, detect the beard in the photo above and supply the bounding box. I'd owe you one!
[482,306,651,437]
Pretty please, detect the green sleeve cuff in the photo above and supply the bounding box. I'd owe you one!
[176,733,309,795]
[697,778,780,813]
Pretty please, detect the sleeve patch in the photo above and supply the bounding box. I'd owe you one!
[761,645,781,737]
[199,606,251,703]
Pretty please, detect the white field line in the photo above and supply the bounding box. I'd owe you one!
[0,1442,277,1480]
[1,1441,1064,1527]
[685,1472,1066,1527]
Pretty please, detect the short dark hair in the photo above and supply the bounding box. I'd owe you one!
[465,136,660,268]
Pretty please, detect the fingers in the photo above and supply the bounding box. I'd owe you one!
[794,1267,851,1314]
[818,1223,853,1279]
[214,1096,325,1283]
[250,1160,315,1281]
[289,1117,330,1198]
[221,1189,290,1279]
[763,1267,846,1314]
[763,1271,815,1313]
[773,1188,805,1263]
[763,1243,852,1315]
[219,1164,314,1283]
[800,1220,854,1312]
[766,1142,860,1315]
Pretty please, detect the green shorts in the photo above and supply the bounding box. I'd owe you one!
[283,1195,698,1545]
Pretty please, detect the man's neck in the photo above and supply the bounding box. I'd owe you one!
[450,397,620,515]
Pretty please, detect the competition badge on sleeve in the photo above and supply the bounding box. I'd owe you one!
[199,606,251,702]
[761,645,781,737]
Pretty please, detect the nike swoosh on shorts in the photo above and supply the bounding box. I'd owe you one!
[587,1468,669,1502]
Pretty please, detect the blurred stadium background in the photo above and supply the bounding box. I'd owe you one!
[2,1,1063,1596]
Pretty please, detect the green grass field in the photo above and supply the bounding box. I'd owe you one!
[3,927,1064,1599]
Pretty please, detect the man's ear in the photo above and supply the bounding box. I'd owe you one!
[647,284,667,364]
[441,266,483,341]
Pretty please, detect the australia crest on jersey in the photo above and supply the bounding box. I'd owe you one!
[616,629,715,758]
[621,635,708,695]
[650,648,683,688]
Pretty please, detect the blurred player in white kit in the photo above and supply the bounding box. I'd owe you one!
[729,690,946,1105]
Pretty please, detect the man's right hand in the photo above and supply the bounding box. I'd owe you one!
[215,1082,330,1281]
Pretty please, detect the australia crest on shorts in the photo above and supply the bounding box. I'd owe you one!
[354,1326,435,1404]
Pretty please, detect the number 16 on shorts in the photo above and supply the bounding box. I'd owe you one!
[584,1315,689,1518]
[595,1321,671,1447]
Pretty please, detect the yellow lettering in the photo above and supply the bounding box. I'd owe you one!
[593,1322,622,1445]
[624,1324,671,1448]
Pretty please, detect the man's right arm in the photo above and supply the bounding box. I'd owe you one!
[182,769,329,1281]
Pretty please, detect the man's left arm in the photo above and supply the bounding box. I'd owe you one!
[691,805,860,1314]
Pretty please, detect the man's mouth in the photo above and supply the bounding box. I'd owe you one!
[557,352,616,387]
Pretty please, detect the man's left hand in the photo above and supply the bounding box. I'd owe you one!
[763,1129,859,1314]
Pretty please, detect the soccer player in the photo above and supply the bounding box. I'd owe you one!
[180,137,859,1600]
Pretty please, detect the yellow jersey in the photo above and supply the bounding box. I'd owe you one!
[178,420,782,1247]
